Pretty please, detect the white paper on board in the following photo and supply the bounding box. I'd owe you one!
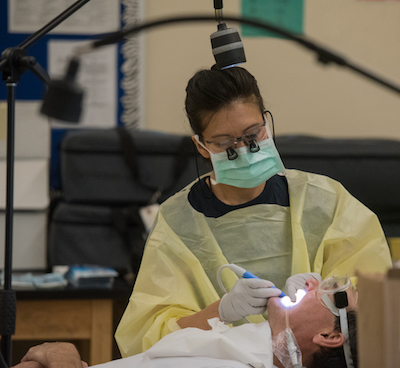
[8,0,120,35]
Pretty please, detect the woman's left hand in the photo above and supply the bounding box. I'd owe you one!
[285,273,321,301]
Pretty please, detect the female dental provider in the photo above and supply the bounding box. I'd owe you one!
[115,66,392,357]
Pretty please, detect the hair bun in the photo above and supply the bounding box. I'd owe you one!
[211,64,221,71]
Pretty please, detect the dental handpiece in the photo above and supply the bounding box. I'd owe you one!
[228,264,286,298]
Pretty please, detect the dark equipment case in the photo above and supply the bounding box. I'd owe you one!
[48,130,400,274]
[276,135,400,237]
[48,128,210,275]
[60,128,210,205]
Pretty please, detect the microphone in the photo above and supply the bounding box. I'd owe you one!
[40,57,83,123]
[210,0,246,69]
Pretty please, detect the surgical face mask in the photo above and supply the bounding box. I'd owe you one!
[194,118,285,188]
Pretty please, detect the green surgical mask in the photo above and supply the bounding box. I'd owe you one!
[195,124,286,188]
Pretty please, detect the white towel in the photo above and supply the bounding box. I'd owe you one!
[145,318,274,368]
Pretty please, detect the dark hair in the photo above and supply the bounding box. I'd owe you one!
[308,310,358,368]
[185,66,265,136]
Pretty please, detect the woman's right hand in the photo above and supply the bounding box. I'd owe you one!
[218,278,282,323]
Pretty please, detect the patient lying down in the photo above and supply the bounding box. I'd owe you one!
[13,278,357,368]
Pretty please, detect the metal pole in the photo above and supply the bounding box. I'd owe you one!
[0,2,94,365]
[0,82,17,368]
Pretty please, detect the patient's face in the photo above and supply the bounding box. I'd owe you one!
[268,278,358,367]
[267,278,357,343]
[268,279,332,337]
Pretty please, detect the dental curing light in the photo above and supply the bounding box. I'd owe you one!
[280,289,307,308]
[221,263,286,298]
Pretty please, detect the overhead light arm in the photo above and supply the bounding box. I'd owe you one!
[41,14,400,124]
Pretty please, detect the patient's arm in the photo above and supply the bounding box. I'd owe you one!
[15,342,87,368]
[177,300,221,329]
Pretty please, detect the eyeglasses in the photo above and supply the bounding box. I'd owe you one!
[204,118,267,153]
[317,276,356,368]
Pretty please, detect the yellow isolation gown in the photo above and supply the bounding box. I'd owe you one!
[115,169,392,357]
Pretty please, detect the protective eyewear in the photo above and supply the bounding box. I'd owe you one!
[318,275,356,368]
[204,117,267,156]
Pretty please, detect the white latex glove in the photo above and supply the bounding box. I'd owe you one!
[218,278,283,323]
[285,273,322,301]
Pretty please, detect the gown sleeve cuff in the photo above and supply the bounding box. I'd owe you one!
[167,317,182,333]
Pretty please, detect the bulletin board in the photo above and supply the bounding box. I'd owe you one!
[0,0,144,128]
[0,0,144,190]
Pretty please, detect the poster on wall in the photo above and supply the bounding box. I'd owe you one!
[7,0,121,129]
[0,0,144,191]
[241,0,304,38]
[2,0,144,129]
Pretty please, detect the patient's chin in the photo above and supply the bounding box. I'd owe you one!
[267,296,285,318]
[268,295,283,306]
[267,297,286,335]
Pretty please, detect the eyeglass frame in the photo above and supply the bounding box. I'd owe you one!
[203,116,267,152]
[318,276,355,368]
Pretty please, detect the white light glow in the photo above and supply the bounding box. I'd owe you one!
[280,289,307,308]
